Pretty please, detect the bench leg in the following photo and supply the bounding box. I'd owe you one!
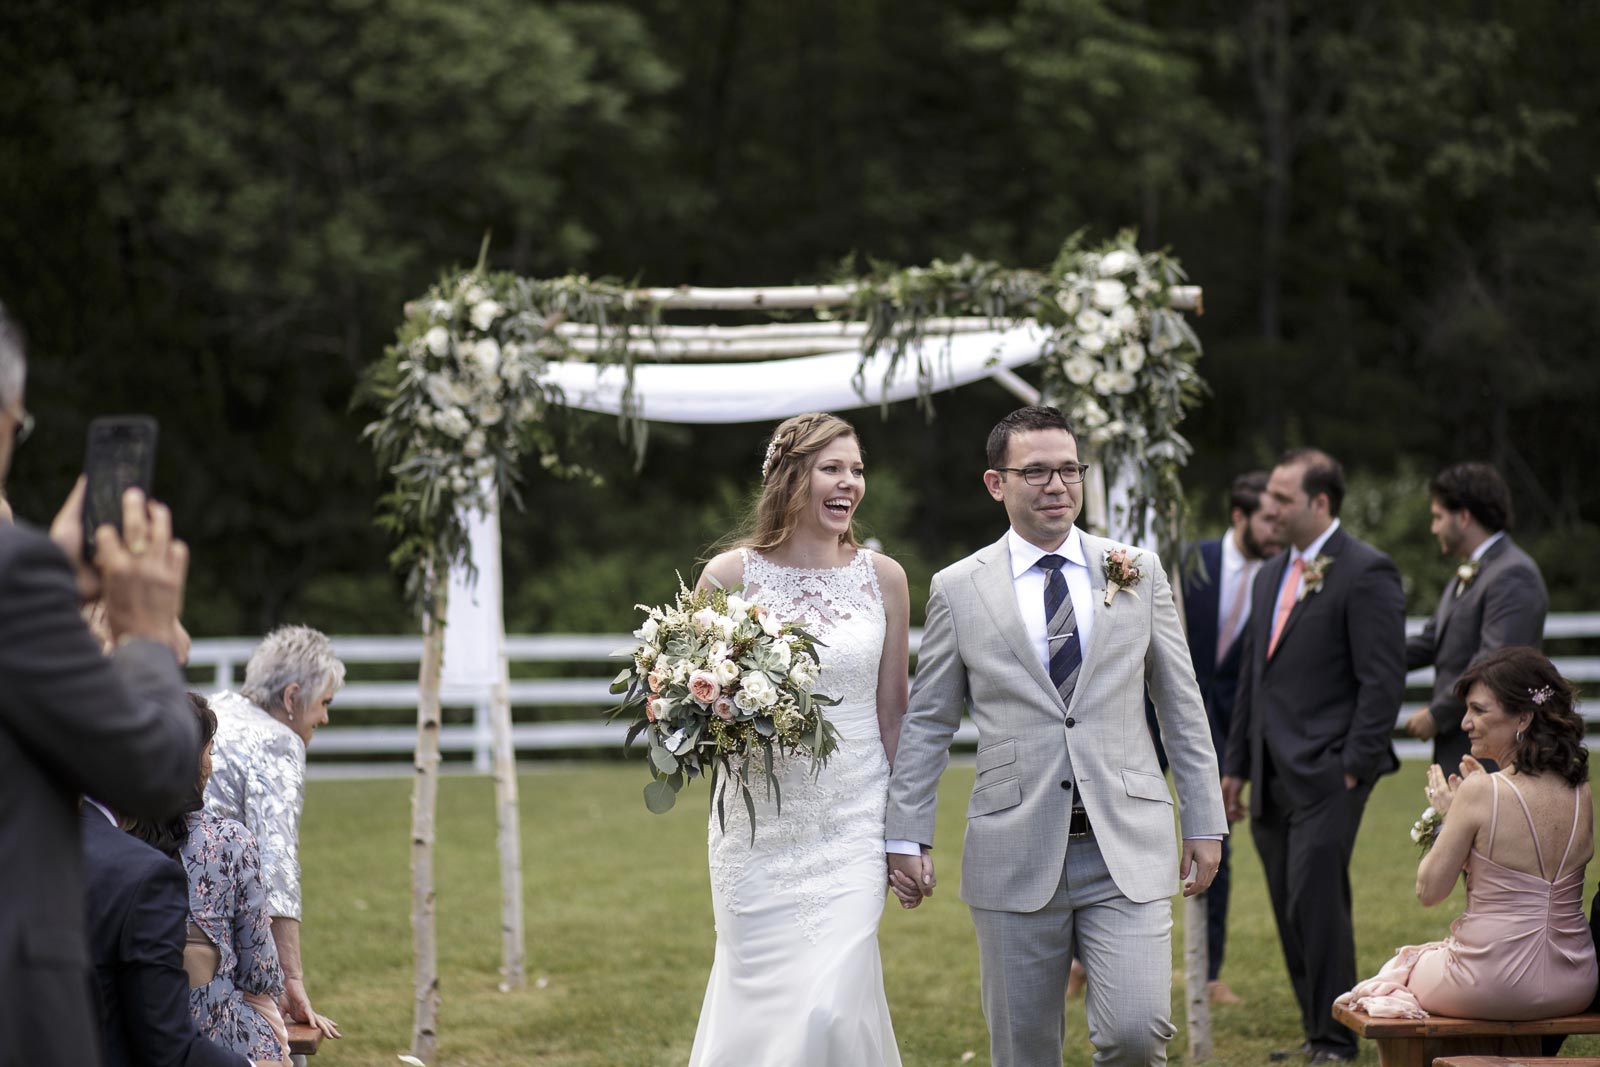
[1373,1037,1428,1067]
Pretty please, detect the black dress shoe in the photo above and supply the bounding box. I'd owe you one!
[1267,1042,1311,1061]
[1308,1051,1355,1064]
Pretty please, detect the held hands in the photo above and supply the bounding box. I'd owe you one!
[1180,838,1222,898]
[1425,756,1485,816]
[50,480,189,652]
[887,849,935,910]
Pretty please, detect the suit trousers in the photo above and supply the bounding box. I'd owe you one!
[1206,835,1232,982]
[1251,757,1373,1056]
[970,833,1175,1067]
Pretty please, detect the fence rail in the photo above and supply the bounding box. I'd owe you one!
[189,614,1600,770]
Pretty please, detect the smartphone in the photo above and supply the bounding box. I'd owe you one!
[83,416,159,560]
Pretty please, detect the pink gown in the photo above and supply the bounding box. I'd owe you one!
[1339,774,1597,1020]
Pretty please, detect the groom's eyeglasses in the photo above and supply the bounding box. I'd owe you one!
[994,463,1090,487]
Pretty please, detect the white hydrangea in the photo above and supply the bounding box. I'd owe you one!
[1099,249,1136,275]
[469,300,504,332]
[1091,279,1129,310]
[424,326,450,357]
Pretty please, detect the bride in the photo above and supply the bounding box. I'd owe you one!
[688,412,913,1066]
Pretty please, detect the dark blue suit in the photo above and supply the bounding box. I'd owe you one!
[80,808,246,1067]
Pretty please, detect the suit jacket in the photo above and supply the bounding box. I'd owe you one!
[1225,527,1407,816]
[81,810,247,1067]
[1406,534,1547,737]
[0,522,200,1067]
[887,531,1227,912]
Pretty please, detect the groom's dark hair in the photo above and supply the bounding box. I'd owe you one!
[1279,447,1345,517]
[1430,462,1513,533]
[986,406,1077,469]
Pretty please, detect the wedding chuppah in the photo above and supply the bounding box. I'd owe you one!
[364,236,1210,1063]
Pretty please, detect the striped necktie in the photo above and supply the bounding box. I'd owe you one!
[1037,554,1082,706]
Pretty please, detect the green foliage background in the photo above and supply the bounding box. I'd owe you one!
[2,0,1598,633]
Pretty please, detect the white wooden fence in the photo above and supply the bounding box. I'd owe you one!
[188,614,1600,771]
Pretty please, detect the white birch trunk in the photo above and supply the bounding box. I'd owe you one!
[410,585,446,1064]
[1184,891,1213,1061]
[491,617,525,990]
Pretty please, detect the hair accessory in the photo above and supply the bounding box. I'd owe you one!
[760,439,781,480]
[1530,684,1554,706]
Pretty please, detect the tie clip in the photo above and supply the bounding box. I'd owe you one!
[1049,632,1076,642]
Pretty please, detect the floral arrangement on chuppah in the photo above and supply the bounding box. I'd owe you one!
[610,578,841,840]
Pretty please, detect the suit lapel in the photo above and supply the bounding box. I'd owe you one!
[1269,527,1347,658]
[1073,535,1113,700]
[971,536,1064,709]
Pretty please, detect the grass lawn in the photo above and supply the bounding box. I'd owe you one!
[300,761,1600,1065]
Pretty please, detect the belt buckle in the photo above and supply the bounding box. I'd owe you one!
[1068,806,1091,839]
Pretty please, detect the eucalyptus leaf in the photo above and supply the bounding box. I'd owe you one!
[643,778,677,815]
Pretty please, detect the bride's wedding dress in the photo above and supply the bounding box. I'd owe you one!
[688,548,902,1066]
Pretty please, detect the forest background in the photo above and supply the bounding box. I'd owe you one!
[3,0,1597,637]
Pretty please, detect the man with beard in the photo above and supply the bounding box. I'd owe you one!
[1404,462,1547,777]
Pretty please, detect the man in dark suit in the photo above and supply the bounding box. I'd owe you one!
[1222,449,1407,1064]
[1404,462,1547,776]
[0,301,201,1067]
[80,802,249,1067]
[1178,471,1278,1005]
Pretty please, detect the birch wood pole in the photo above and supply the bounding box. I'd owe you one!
[485,504,525,990]
[1167,559,1213,1062]
[410,582,446,1064]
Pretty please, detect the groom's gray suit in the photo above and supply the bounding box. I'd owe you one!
[887,528,1227,1066]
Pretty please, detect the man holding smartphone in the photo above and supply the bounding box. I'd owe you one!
[0,300,202,1067]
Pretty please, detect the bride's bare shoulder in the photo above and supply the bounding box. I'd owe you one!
[698,549,746,591]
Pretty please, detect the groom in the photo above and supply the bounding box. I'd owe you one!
[887,406,1227,1067]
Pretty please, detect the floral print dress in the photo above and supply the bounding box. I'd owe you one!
[180,810,287,1061]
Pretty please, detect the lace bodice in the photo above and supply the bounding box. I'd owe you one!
[739,547,885,707]
[707,548,891,944]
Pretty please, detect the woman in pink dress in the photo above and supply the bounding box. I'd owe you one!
[1339,646,1596,1020]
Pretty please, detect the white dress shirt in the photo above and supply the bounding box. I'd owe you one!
[1004,526,1097,668]
[1217,529,1264,651]
[1471,530,1505,563]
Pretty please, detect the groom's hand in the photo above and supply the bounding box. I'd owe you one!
[887,849,935,909]
[1220,775,1246,823]
[1179,838,1222,898]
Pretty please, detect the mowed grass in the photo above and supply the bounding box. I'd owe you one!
[300,762,1600,1066]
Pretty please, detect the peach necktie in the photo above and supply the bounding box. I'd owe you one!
[1267,557,1305,658]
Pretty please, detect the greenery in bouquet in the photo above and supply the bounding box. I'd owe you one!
[610,577,841,841]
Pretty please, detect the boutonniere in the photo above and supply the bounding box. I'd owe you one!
[1102,548,1144,606]
[1453,558,1481,598]
[1297,554,1333,602]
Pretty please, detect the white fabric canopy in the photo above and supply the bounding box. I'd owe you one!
[538,324,1052,423]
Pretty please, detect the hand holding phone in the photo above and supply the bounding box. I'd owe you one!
[83,416,158,561]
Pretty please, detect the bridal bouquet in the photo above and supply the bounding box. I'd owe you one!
[610,577,841,839]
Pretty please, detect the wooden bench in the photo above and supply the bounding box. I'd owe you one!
[1333,1004,1600,1067]
[286,1022,323,1057]
[1433,1057,1600,1066]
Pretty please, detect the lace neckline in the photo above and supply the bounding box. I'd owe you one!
[746,547,868,574]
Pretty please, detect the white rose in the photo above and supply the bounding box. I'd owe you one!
[463,283,487,305]
[1075,309,1106,334]
[434,407,471,439]
[713,658,740,688]
[472,337,501,376]
[691,608,719,635]
[424,326,450,356]
[478,401,504,426]
[1092,371,1118,396]
[1119,344,1146,373]
[1077,331,1106,353]
[1112,305,1139,334]
[758,610,783,638]
[464,431,486,459]
[707,641,730,665]
[469,300,503,332]
[1054,289,1080,315]
[725,595,750,617]
[1099,249,1135,275]
[769,639,792,670]
[1111,370,1137,395]
[715,616,737,641]
[1064,356,1097,386]
[1091,279,1129,310]
[734,671,777,711]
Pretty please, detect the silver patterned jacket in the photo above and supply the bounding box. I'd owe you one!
[204,690,306,921]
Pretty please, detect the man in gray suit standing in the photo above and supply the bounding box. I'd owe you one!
[887,406,1227,1067]
[0,301,199,1067]
[1404,462,1547,776]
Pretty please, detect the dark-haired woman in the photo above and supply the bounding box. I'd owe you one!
[1339,646,1595,1019]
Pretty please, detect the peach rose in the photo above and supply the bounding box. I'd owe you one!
[688,669,721,706]
[645,697,660,722]
[713,696,736,721]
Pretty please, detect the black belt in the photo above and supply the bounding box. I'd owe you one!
[1068,806,1092,839]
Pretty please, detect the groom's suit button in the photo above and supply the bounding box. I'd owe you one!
[1064,717,1077,728]
[1060,780,1072,790]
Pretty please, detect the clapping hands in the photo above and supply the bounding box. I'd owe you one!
[1424,755,1485,816]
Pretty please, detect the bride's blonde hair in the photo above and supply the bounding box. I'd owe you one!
[736,412,863,553]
